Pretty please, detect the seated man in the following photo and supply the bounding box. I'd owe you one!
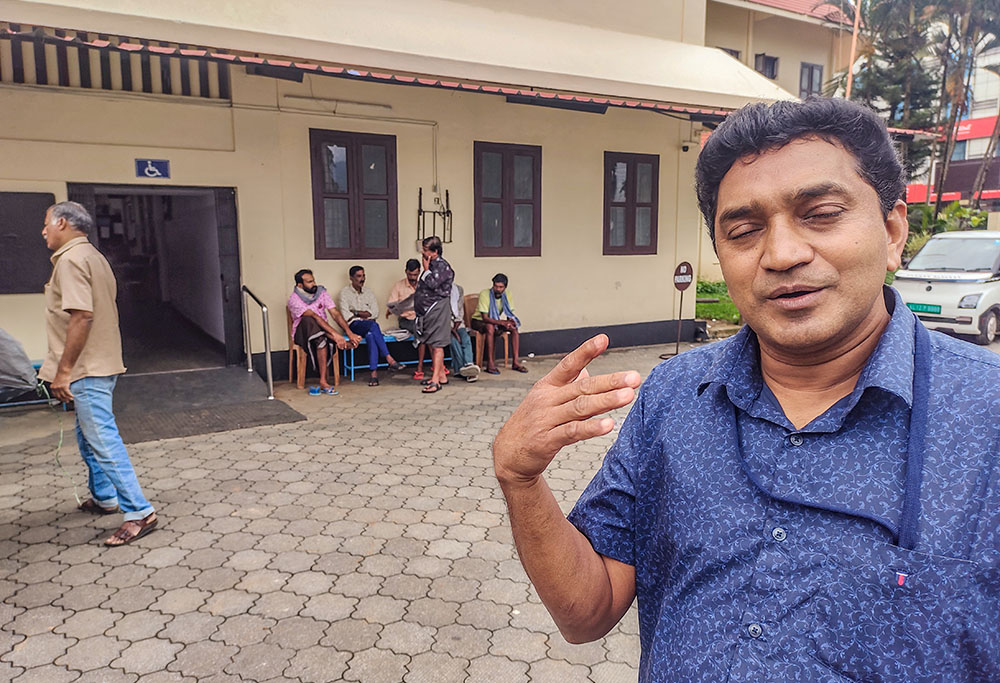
[288,269,360,393]
[449,283,480,382]
[387,258,426,379]
[339,265,403,386]
[471,273,528,374]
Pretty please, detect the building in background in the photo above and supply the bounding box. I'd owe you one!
[1,0,795,382]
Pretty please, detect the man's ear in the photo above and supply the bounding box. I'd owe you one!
[885,200,909,272]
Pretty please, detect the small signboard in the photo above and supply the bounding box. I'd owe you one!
[673,261,693,291]
[135,159,170,179]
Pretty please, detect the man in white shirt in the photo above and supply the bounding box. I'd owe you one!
[338,265,402,386]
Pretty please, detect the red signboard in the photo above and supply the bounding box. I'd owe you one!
[957,116,998,141]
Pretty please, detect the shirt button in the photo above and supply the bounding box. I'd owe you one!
[747,623,763,638]
[772,527,787,542]
[789,434,804,447]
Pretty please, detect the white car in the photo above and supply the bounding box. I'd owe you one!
[894,231,1000,345]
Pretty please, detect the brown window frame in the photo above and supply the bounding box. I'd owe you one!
[603,151,659,255]
[473,141,542,257]
[309,128,399,260]
[799,62,824,98]
[754,53,779,80]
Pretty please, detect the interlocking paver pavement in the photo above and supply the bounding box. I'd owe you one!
[0,342,688,681]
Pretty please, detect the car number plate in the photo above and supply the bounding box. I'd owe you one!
[907,303,942,314]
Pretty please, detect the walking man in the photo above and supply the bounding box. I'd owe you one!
[39,201,158,547]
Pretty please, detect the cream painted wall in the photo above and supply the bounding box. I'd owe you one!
[0,68,703,359]
[705,1,851,97]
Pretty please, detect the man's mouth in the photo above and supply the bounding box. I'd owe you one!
[767,285,822,300]
[765,285,826,310]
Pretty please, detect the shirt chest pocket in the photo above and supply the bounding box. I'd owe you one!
[809,538,975,682]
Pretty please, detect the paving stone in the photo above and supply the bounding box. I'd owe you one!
[75,668,137,683]
[376,620,436,656]
[222,563,281,592]
[2,632,76,669]
[432,624,490,659]
[249,591,306,620]
[331,572,382,599]
[300,594,356,622]
[342,647,409,683]
[590,660,641,683]
[54,584,115,612]
[283,645,350,682]
[264,616,327,650]
[224,643,291,681]
[211,614,275,647]
[403,651,469,683]
[603,629,641,664]
[527,658,592,681]
[8,582,69,609]
[320,619,382,651]
[466,654,529,683]
[284,571,334,597]
[490,627,549,663]
[457,600,511,631]
[56,634,127,672]
[7,663,80,682]
[98,565,155,589]
[428,576,480,603]
[146,566,199,591]
[167,640,238,678]
[54,607,122,639]
[547,633,608,666]
[107,610,172,642]
[111,638,183,676]
[353,595,407,625]
[6,605,72,636]
[100,586,163,614]
[150,588,210,616]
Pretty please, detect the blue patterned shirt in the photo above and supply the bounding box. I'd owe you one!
[569,288,1000,681]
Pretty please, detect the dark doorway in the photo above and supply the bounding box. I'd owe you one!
[67,184,243,374]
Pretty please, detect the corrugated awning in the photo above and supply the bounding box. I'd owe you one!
[0,24,740,116]
[0,0,796,113]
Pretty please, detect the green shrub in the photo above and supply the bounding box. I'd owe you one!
[696,280,740,324]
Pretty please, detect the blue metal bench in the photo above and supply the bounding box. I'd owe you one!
[341,333,450,381]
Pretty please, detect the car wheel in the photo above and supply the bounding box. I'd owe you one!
[975,309,999,345]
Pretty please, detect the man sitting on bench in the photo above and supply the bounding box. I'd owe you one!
[289,269,360,393]
[339,265,404,386]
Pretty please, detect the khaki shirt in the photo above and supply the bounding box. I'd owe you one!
[38,237,126,382]
[338,285,378,323]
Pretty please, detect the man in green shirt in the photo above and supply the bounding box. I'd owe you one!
[471,273,528,374]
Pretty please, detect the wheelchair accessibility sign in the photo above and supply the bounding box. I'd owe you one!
[135,159,170,179]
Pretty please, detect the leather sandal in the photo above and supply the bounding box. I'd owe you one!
[78,499,120,515]
[104,513,158,547]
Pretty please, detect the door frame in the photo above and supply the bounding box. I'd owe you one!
[67,182,244,366]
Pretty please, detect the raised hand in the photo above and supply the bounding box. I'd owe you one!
[493,334,640,487]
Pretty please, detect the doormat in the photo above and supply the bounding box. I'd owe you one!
[116,400,305,444]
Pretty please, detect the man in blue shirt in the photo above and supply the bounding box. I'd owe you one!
[493,98,1000,681]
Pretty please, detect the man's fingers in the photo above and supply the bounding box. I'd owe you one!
[545,335,610,387]
[550,416,616,447]
[554,386,636,424]
[555,370,640,404]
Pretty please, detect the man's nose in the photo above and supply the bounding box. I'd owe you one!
[759,220,813,272]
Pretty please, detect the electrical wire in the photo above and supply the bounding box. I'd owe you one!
[39,384,82,506]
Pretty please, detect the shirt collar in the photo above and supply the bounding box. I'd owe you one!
[698,286,916,411]
[50,236,90,263]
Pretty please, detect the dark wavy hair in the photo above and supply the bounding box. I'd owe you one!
[695,97,905,247]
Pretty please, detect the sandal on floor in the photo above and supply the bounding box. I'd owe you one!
[413,371,425,380]
[421,381,442,393]
[322,387,339,395]
[485,367,501,375]
[105,513,158,547]
[368,377,380,387]
[308,386,323,395]
[512,365,529,373]
[78,499,119,515]
[388,362,404,371]
[421,378,448,386]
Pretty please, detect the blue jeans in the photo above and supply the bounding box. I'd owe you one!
[451,327,473,372]
[349,319,391,371]
[72,375,154,522]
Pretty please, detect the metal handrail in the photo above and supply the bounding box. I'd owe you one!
[241,285,274,400]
